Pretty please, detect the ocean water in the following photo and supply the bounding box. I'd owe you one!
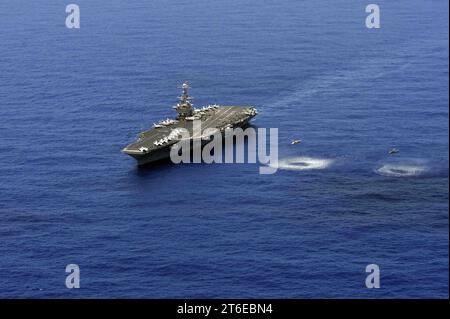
[0,0,448,298]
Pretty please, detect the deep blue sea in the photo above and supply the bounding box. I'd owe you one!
[0,0,448,298]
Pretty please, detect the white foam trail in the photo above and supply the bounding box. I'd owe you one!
[376,164,427,177]
[273,156,334,171]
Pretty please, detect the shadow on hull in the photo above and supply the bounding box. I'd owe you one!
[136,156,175,170]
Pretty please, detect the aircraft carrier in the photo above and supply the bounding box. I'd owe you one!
[122,83,258,165]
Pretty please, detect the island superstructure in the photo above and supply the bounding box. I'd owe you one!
[122,83,258,165]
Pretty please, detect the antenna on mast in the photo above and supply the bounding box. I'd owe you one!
[175,82,194,119]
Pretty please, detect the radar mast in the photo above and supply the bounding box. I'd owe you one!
[175,82,194,119]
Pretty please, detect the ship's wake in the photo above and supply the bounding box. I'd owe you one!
[273,156,334,171]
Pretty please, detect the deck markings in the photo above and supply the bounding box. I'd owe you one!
[127,107,247,151]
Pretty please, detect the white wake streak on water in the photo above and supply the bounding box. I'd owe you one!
[376,163,428,177]
[273,156,334,171]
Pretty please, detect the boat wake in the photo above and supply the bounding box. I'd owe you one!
[264,49,414,111]
[274,156,334,171]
